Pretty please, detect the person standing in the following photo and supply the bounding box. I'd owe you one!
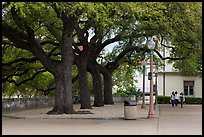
[174,91,179,106]
[170,91,175,107]
[179,92,185,108]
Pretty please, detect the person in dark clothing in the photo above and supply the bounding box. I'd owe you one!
[174,91,179,106]
[170,91,175,107]
[179,92,185,108]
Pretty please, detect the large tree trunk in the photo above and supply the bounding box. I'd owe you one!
[76,55,92,109]
[99,65,114,104]
[88,62,104,107]
[47,67,75,114]
[47,34,75,114]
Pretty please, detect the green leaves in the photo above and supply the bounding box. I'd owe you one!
[2,2,202,98]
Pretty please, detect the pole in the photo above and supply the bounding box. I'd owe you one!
[163,44,166,96]
[155,72,158,104]
[154,64,158,106]
[141,64,146,109]
[147,51,156,118]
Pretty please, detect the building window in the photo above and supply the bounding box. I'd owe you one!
[183,81,194,96]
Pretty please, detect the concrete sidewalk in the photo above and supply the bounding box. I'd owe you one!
[2,103,202,135]
[2,103,159,120]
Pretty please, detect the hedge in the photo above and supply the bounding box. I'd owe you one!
[156,96,202,104]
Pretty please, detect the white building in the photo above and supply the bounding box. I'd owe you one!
[135,49,202,98]
[157,61,202,97]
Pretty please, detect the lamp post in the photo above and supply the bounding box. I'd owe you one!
[141,60,146,109]
[147,39,156,118]
[154,62,158,106]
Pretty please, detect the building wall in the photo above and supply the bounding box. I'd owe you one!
[134,63,158,94]
[194,77,202,97]
[157,72,202,97]
[135,41,202,98]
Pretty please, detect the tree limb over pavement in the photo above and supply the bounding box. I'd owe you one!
[154,49,186,60]
[2,69,30,83]
[6,69,47,87]
[2,57,38,66]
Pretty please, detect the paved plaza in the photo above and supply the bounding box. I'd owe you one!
[2,103,202,135]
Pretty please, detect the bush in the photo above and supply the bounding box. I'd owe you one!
[113,87,142,97]
[156,96,202,104]
[157,96,171,104]
[185,97,202,104]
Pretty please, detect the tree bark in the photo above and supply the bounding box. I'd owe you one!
[88,62,104,107]
[47,68,75,114]
[47,34,75,114]
[99,65,114,104]
[76,55,92,109]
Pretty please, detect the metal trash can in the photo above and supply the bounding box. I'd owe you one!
[124,101,137,120]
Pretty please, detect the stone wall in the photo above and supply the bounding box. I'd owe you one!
[2,97,54,110]
[2,96,137,110]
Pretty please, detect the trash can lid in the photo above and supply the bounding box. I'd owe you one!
[124,101,137,106]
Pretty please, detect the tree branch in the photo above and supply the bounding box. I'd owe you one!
[6,69,47,87]
[36,87,55,96]
[2,57,38,66]
[44,24,62,43]
[2,23,30,51]
[105,45,149,71]
[154,49,186,60]
[39,40,60,47]
[2,69,30,83]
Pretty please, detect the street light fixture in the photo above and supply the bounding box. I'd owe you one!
[141,60,146,109]
[147,38,156,118]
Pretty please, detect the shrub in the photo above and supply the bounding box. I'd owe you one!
[156,96,202,104]
[113,87,142,97]
[185,97,202,104]
[157,96,171,104]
